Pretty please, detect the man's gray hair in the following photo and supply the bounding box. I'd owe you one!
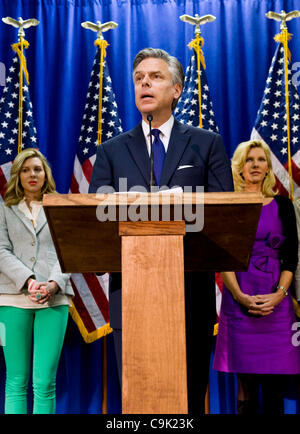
[133,48,184,110]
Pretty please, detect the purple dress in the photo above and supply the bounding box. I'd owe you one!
[213,199,300,374]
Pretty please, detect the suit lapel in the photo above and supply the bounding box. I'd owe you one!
[160,120,191,187]
[11,204,47,235]
[35,208,47,234]
[11,204,36,235]
[125,123,150,188]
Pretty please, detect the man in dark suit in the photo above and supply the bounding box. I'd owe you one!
[89,48,234,413]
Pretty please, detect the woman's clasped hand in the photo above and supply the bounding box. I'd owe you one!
[27,278,59,304]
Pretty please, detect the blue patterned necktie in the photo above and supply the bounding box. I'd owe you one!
[151,129,166,186]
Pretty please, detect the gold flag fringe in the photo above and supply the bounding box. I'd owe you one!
[12,39,30,154]
[188,35,206,128]
[94,39,109,147]
[274,30,294,199]
[69,300,113,344]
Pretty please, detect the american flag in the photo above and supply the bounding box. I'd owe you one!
[0,54,38,198]
[251,43,300,198]
[175,49,219,132]
[174,48,222,324]
[69,47,123,343]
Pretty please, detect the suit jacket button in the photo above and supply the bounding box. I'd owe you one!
[31,257,35,262]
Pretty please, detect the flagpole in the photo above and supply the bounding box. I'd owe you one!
[189,33,205,128]
[2,16,39,154]
[282,27,294,200]
[274,25,294,200]
[95,39,109,147]
[17,36,25,154]
[178,13,217,415]
[267,9,300,200]
[81,20,118,415]
[180,13,216,128]
[102,333,108,414]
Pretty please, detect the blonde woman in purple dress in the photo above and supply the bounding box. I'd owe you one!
[213,140,300,414]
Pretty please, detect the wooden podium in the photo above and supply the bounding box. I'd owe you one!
[43,191,262,414]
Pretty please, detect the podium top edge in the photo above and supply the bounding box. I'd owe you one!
[43,192,263,207]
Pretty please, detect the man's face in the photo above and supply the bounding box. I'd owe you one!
[133,57,182,124]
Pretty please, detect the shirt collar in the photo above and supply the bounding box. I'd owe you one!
[142,115,174,142]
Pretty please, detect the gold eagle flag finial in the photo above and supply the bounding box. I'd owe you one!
[2,16,39,40]
[180,13,216,36]
[266,9,300,30]
[81,20,118,41]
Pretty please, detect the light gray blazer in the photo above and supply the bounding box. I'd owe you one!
[294,198,300,301]
[0,202,73,296]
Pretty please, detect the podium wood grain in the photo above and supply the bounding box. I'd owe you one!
[121,221,187,414]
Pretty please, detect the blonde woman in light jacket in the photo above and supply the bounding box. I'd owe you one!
[0,148,73,414]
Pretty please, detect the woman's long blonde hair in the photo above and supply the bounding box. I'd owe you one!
[231,140,277,197]
[4,148,56,207]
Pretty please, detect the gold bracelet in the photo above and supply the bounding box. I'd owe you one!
[277,285,288,296]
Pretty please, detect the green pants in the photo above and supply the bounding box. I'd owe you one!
[0,305,69,414]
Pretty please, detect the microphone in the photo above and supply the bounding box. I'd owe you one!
[147,114,156,190]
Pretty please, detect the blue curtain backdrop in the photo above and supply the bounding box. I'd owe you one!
[0,0,299,414]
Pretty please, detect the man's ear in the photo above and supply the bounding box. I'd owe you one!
[174,83,182,100]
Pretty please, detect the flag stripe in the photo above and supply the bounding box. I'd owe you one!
[71,273,107,330]
[290,160,300,186]
[82,272,110,322]
[72,156,92,194]
[81,158,94,185]
[70,173,80,194]
[71,278,96,333]
[0,164,9,198]
[293,149,300,167]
